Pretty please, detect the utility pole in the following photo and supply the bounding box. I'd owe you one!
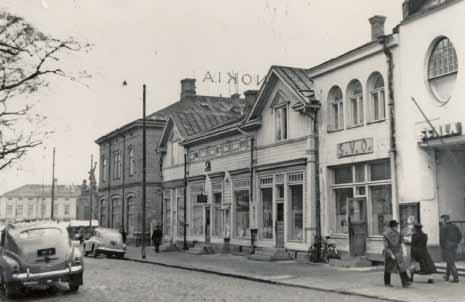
[183,153,188,250]
[141,84,147,259]
[89,155,94,228]
[51,147,56,220]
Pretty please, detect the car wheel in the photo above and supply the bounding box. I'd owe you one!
[118,253,125,259]
[69,282,80,292]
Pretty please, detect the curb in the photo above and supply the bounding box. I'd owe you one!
[126,256,407,302]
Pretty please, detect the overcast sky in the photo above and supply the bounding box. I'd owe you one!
[0,0,403,194]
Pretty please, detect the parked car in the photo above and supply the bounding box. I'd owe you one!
[83,227,126,259]
[0,221,83,297]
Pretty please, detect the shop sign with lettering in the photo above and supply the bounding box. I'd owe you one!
[419,122,462,142]
[337,138,374,158]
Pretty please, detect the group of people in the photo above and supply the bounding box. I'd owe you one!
[119,225,163,253]
[383,214,462,288]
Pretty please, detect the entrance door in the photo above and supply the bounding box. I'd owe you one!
[276,203,285,248]
[348,197,368,257]
[205,207,211,244]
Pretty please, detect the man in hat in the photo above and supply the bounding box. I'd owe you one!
[151,224,163,253]
[383,220,411,287]
[440,214,462,283]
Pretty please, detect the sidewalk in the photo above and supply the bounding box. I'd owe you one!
[125,246,465,302]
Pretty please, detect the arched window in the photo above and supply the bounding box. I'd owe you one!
[127,196,136,235]
[328,86,344,131]
[428,37,458,102]
[100,199,107,227]
[271,92,288,142]
[111,197,121,229]
[347,80,363,127]
[128,146,135,176]
[367,72,385,122]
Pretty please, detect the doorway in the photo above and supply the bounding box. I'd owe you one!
[205,206,211,244]
[348,197,368,257]
[276,203,285,248]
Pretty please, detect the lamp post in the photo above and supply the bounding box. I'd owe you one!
[141,84,147,259]
[183,153,188,250]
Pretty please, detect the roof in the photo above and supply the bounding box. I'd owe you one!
[151,95,244,138]
[1,184,81,198]
[247,65,316,121]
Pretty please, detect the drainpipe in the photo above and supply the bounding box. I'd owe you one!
[312,107,322,262]
[380,35,399,221]
[107,142,112,228]
[237,127,256,251]
[121,134,126,231]
[158,148,165,241]
[183,152,189,250]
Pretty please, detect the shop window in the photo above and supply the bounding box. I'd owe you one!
[177,188,185,237]
[428,37,458,103]
[334,166,353,184]
[347,80,364,127]
[335,188,354,234]
[213,183,223,237]
[164,190,171,237]
[354,164,365,183]
[288,184,303,241]
[367,72,385,122]
[234,189,250,238]
[369,160,391,181]
[190,185,204,236]
[370,185,392,235]
[261,187,273,240]
[328,86,344,131]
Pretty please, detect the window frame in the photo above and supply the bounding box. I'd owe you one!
[347,80,364,127]
[428,37,458,80]
[128,146,135,176]
[327,86,344,132]
[274,103,289,142]
[367,73,386,123]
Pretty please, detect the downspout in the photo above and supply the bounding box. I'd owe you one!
[380,35,400,220]
[183,151,189,250]
[107,142,112,228]
[158,148,165,241]
[313,107,321,261]
[121,134,126,231]
[237,127,256,251]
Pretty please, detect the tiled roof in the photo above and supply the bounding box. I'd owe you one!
[1,185,81,198]
[272,66,314,101]
[149,95,244,138]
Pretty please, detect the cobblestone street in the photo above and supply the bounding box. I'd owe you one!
[4,256,383,302]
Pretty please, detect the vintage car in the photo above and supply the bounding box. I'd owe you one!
[83,227,126,258]
[0,221,83,297]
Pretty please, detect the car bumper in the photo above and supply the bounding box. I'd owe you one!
[96,247,125,254]
[11,265,83,285]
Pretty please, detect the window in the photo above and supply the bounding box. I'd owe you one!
[370,185,392,235]
[233,179,250,238]
[367,73,385,122]
[101,156,107,182]
[177,188,185,237]
[41,203,46,218]
[100,199,107,227]
[334,166,353,184]
[261,186,273,240]
[53,204,58,218]
[113,151,121,179]
[6,205,12,217]
[127,196,136,235]
[335,188,354,234]
[112,198,121,229]
[64,204,70,216]
[164,190,172,237]
[275,105,288,141]
[288,173,304,241]
[27,204,33,218]
[128,147,135,176]
[16,205,23,218]
[347,80,363,127]
[428,37,458,102]
[212,183,224,237]
[369,160,391,181]
[190,185,204,236]
[328,86,344,131]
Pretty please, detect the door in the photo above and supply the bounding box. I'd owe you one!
[348,197,368,257]
[276,203,285,248]
[205,207,211,244]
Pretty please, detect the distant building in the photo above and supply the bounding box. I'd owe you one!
[76,179,99,221]
[0,184,80,223]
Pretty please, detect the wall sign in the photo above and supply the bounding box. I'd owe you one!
[420,122,462,142]
[197,194,208,203]
[337,138,374,158]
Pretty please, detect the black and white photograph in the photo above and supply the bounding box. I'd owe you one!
[0,1,464,301]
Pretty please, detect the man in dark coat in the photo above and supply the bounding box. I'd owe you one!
[151,224,163,253]
[440,214,462,283]
[383,220,411,288]
[410,223,436,283]
[119,227,127,244]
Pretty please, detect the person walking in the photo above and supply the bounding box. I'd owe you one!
[151,224,163,253]
[440,214,462,283]
[383,220,411,288]
[410,223,436,283]
[119,227,127,244]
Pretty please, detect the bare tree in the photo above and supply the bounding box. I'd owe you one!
[0,11,89,170]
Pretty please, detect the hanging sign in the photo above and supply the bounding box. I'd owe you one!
[337,138,374,158]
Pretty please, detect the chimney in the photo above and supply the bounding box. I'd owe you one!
[180,78,196,99]
[369,15,386,41]
[231,93,240,101]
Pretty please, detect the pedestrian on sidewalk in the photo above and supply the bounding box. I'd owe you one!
[410,223,436,284]
[383,220,411,288]
[152,224,162,253]
[120,227,127,244]
[440,214,462,283]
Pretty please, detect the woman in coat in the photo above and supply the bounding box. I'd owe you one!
[410,223,436,283]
